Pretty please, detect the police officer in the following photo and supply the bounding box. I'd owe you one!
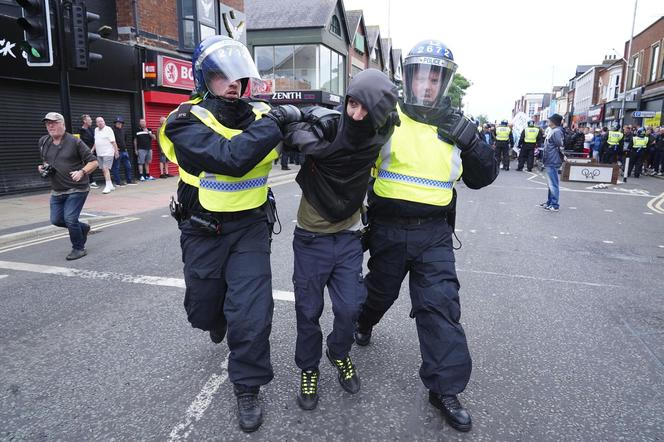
[604,122,624,163]
[495,119,514,170]
[159,36,301,433]
[628,128,648,178]
[517,120,543,171]
[354,40,498,432]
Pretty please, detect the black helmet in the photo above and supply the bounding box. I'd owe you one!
[400,39,457,124]
[527,120,534,127]
[636,128,645,137]
[500,120,508,126]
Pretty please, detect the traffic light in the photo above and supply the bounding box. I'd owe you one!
[70,1,103,70]
[16,0,54,67]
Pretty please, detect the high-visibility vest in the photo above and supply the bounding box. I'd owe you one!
[632,136,648,149]
[159,97,278,212]
[524,127,539,144]
[607,131,623,146]
[373,108,462,207]
[495,126,511,141]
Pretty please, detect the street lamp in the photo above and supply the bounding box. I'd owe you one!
[617,0,638,128]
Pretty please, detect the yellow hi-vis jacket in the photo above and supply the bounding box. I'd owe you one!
[524,127,539,144]
[607,130,624,146]
[495,126,511,141]
[159,97,278,212]
[373,108,462,207]
[632,136,648,149]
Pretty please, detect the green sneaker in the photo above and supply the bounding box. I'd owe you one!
[326,349,360,394]
[297,369,319,410]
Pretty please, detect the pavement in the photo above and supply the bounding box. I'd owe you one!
[1,162,664,440]
[0,163,300,245]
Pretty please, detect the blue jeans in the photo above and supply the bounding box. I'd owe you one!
[544,166,560,209]
[111,151,133,184]
[50,191,89,250]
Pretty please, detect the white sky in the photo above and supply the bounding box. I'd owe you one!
[343,0,664,121]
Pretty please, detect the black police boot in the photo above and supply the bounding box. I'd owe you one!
[234,384,263,433]
[209,315,227,344]
[354,321,372,346]
[428,392,472,432]
[296,369,319,410]
[326,349,360,394]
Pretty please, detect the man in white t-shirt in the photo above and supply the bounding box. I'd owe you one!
[93,117,119,194]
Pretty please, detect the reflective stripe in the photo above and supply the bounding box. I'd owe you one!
[632,136,648,148]
[379,138,393,171]
[377,169,454,189]
[199,175,268,192]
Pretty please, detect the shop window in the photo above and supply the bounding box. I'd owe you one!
[254,45,344,94]
[179,0,218,51]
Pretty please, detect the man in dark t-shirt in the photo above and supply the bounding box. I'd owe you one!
[40,112,98,260]
[77,114,98,188]
[134,118,156,180]
[111,116,135,185]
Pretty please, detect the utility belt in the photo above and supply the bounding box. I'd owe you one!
[170,188,279,236]
[372,215,442,225]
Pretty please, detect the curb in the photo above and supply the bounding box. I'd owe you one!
[0,214,127,248]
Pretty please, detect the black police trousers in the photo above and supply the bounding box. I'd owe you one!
[517,143,536,171]
[293,227,365,370]
[179,216,274,387]
[358,219,472,395]
[627,149,644,178]
[495,141,511,169]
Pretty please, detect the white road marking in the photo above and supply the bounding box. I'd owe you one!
[291,219,297,223]
[552,236,558,239]
[644,212,653,215]
[79,212,98,217]
[0,260,296,301]
[499,202,506,205]
[0,274,7,280]
[161,214,170,218]
[469,229,477,233]
[454,229,463,232]
[0,218,140,254]
[168,354,230,441]
[456,268,623,288]
[646,192,664,215]
[603,240,614,244]
[569,207,577,210]
[604,209,614,213]
[658,245,664,249]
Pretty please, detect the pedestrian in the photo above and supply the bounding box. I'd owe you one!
[159,35,301,433]
[620,126,633,166]
[481,123,495,146]
[111,116,136,186]
[517,120,542,171]
[283,69,399,411]
[77,114,98,188]
[653,127,664,176]
[38,112,98,260]
[92,116,118,194]
[628,128,648,178]
[495,119,513,170]
[157,116,172,178]
[540,113,565,212]
[134,118,156,181]
[591,128,602,162]
[354,40,498,433]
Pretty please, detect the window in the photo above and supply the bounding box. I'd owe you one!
[179,0,218,51]
[254,45,344,94]
[354,34,365,54]
[330,16,341,37]
[650,44,660,83]
[528,102,536,117]
[608,72,620,100]
[370,47,377,61]
[630,54,640,88]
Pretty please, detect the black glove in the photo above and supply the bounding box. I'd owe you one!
[437,110,480,152]
[265,104,302,128]
[302,107,340,142]
[377,110,401,135]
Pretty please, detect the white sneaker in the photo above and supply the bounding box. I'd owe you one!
[102,187,112,194]
[90,182,99,189]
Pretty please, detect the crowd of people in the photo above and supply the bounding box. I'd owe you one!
[77,113,174,194]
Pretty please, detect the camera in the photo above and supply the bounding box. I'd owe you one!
[40,164,55,178]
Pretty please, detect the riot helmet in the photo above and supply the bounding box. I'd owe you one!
[192,36,260,98]
[527,120,534,127]
[401,40,457,123]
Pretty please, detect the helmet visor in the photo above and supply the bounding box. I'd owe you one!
[403,56,456,109]
[196,39,262,95]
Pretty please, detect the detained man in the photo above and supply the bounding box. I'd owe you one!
[283,69,399,410]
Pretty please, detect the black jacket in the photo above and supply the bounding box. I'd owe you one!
[163,96,282,213]
[284,69,399,223]
[368,102,499,219]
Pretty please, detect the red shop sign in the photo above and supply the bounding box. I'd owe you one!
[158,55,194,91]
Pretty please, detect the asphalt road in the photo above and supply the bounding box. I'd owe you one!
[1,168,664,441]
